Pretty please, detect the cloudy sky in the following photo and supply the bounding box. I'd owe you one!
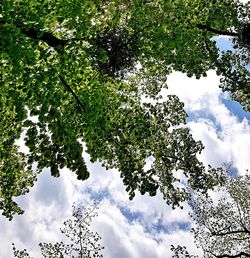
[1,37,250,258]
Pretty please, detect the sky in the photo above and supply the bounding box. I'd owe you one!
[1,40,250,257]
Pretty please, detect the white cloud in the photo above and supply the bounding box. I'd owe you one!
[0,161,199,258]
[164,71,250,172]
[95,199,200,258]
[163,71,221,112]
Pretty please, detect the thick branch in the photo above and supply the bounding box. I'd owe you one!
[11,22,89,50]
[19,26,67,49]
[59,75,85,111]
[197,24,239,37]
[211,228,250,236]
[215,252,250,258]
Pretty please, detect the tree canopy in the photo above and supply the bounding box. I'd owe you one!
[1,0,249,219]
[12,203,104,258]
[172,175,250,258]
[191,175,250,258]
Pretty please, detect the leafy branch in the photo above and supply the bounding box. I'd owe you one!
[197,24,239,37]
[59,75,85,112]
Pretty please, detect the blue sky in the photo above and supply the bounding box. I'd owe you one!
[0,37,250,257]
[222,98,250,121]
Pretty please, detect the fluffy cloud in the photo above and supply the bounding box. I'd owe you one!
[0,164,199,258]
[165,71,250,172]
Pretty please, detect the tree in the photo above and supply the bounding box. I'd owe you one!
[1,0,247,218]
[191,175,250,257]
[171,175,250,258]
[127,0,250,109]
[12,203,104,258]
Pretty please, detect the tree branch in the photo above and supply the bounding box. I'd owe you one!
[211,228,250,236]
[59,75,85,112]
[13,23,89,51]
[215,252,250,258]
[18,26,67,50]
[197,24,239,37]
[79,227,84,258]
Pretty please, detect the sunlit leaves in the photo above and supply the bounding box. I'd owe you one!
[0,146,36,220]
[2,0,246,219]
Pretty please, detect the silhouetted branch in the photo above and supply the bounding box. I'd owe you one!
[59,75,85,111]
[12,23,88,51]
[214,252,250,258]
[211,228,250,236]
[15,26,67,51]
[197,24,239,37]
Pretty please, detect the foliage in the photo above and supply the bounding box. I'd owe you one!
[172,175,250,258]
[171,245,198,258]
[190,175,250,257]
[12,203,104,258]
[0,83,36,219]
[1,0,248,218]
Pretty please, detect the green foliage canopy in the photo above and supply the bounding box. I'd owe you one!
[1,0,248,219]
